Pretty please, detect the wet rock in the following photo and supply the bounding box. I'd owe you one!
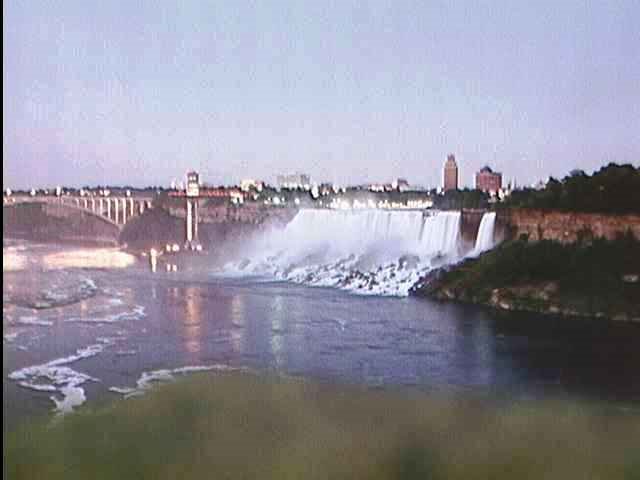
[398,254,420,270]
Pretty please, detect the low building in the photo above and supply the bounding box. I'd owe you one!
[240,179,264,192]
[318,183,333,196]
[277,173,311,190]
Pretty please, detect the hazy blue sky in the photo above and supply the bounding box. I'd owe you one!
[3,1,639,189]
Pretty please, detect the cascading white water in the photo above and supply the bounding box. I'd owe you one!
[223,209,463,296]
[470,212,497,256]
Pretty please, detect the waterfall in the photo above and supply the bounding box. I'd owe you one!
[222,209,463,296]
[471,212,497,256]
[420,211,461,257]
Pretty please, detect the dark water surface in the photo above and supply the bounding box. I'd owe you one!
[4,242,640,431]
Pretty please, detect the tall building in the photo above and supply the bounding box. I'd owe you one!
[475,166,502,194]
[443,154,458,191]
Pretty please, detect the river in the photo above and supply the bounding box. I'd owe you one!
[4,239,640,432]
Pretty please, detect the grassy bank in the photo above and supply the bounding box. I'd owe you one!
[413,234,640,321]
[5,373,640,479]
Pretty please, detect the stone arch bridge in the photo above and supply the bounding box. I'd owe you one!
[3,195,153,230]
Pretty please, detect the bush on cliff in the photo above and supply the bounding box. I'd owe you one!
[417,233,640,318]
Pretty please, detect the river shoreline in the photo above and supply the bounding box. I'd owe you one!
[411,237,640,322]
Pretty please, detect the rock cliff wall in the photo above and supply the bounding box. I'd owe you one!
[120,205,298,259]
[497,209,640,243]
[460,209,484,253]
[167,203,296,226]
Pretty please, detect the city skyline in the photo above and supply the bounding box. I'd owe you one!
[4,1,639,190]
[0,157,617,193]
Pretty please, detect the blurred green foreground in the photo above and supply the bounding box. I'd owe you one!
[5,373,640,479]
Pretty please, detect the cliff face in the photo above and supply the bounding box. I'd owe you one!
[415,208,640,321]
[120,205,298,259]
[167,203,296,226]
[3,203,120,245]
[460,209,484,253]
[497,209,640,243]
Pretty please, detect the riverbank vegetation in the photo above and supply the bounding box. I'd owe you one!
[5,372,640,479]
[413,233,640,320]
[502,163,640,213]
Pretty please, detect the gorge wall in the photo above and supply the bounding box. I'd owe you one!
[3,202,120,245]
[460,210,485,252]
[166,202,296,225]
[496,209,640,243]
[120,204,297,257]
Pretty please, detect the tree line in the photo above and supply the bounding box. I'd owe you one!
[502,163,640,214]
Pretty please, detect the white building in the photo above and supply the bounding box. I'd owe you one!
[276,173,311,190]
[186,171,200,197]
[240,179,264,192]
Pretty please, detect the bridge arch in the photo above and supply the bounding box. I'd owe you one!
[3,201,122,244]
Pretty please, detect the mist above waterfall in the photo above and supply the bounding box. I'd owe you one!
[222,209,469,296]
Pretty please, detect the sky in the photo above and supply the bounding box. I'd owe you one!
[3,1,639,189]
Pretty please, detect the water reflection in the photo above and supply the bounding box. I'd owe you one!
[42,249,136,270]
[183,286,203,355]
[465,310,495,386]
[229,294,245,353]
[3,249,26,272]
[268,295,286,368]
[7,241,640,410]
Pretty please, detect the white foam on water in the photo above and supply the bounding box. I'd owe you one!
[109,364,246,399]
[108,386,141,397]
[40,277,99,306]
[4,331,20,342]
[115,349,137,356]
[54,384,88,414]
[18,316,54,327]
[48,343,106,366]
[222,209,463,296]
[102,287,127,298]
[8,342,106,414]
[64,305,146,324]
